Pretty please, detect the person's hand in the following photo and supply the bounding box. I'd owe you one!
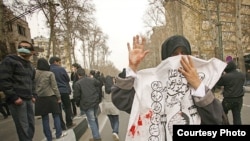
[14,97,23,105]
[32,97,36,103]
[57,99,61,103]
[127,35,149,72]
[178,55,201,89]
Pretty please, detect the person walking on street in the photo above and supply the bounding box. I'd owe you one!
[49,56,75,129]
[70,63,82,117]
[216,61,245,125]
[0,40,37,141]
[35,58,67,141]
[73,68,102,141]
[101,75,120,141]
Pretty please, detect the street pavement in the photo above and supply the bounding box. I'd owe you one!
[0,108,86,141]
[0,92,249,141]
[79,92,250,141]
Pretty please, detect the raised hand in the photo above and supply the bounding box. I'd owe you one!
[127,35,150,72]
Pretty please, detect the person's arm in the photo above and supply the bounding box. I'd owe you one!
[193,86,228,124]
[111,35,149,114]
[111,76,135,114]
[50,73,61,102]
[73,82,81,106]
[178,55,227,124]
[0,60,19,103]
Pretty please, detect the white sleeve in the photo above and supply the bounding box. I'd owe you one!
[191,83,205,97]
[126,67,137,78]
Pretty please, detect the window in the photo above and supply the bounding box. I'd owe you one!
[7,23,13,32]
[17,24,26,36]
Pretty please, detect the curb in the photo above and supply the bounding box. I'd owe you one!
[73,118,88,140]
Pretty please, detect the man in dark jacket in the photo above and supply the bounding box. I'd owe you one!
[216,61,245,125]
[49,56,74,129]
[0,40,37,141]
[73,68,102,141]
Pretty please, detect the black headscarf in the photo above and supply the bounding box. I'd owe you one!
[161,35,192,60]
[37,58,50,71]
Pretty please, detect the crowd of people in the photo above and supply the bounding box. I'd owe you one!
[0,40,120,141]
[0,33,247,141]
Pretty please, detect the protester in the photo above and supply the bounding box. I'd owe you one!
[90,70,103,103]
[101,75,120,141]
[216,60,245,125]
[35,58,67,141]
[111,35,228,141]
[73,68,102,141]
[0,40,36,141]
[70,63,82,117]
[49,56,75,129]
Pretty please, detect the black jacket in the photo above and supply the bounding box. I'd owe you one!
[73,76,100,110]
[216,61,245,98]
[0,55,37,104]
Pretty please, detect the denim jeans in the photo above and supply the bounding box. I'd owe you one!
[9,100,35,141]
[222,97,243,125]
[107,115,119,134]
[83,104,101,139]
[42,113,62,141]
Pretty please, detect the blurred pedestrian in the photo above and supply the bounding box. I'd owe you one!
[216,61,245,125]
[70,63,82,117]
[73,68,102,141]
[0,40,37,141]
[49,56,75,129]
[101,75,119,141]
[35,58,67,141]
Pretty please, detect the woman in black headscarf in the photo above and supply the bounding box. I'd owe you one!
[35,58,67,140]
[111,35,227,125]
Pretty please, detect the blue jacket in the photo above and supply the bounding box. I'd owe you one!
[50,64,71,94]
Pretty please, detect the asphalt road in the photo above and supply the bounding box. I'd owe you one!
[80,92,250,141]
[0,92,249,141]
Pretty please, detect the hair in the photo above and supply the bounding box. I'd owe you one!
[18,40,34,51]
[49,56,61,64]
[76,68,85,77]
[37,58,50,71]
[72,63,81,69]
[90,70,96,76]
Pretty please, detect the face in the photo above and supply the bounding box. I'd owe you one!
[171,47,188,56]
[18,42,34,59]
[72,66,77,72]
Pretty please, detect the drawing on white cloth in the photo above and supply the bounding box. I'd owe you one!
[147,69,205,141]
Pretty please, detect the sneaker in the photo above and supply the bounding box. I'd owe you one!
[56,132,68,139]
[112,133,119,141]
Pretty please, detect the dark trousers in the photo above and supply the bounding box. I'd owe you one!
[9,100,34,141]
[0,104,8,117]
[61,94,73,126]
[58,103,66,130]
[71,98,77,116]
[222,97,243,125]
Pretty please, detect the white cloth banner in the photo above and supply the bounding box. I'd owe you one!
[125,55,227,141]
